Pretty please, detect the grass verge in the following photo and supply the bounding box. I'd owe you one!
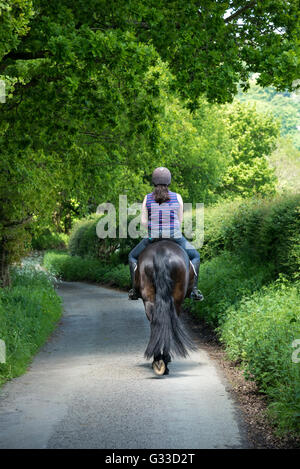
[0,265,62,386]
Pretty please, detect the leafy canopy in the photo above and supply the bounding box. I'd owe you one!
[0,0,299,283]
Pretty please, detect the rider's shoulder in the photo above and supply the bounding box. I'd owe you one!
[172,192,183,203]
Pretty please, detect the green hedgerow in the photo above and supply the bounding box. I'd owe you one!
[219,280,300,434]
[43,251,131,288]
[68,214,140,264]
[198,193,300,278]
[188,251,275,326]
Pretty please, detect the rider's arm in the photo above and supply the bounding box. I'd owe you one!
[177,193,184,225]
[141,195,148,228]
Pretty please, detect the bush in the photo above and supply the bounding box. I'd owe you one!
[68,215,140,263]
[220,280,300,434]
[43,251,131,288]
[190,248,300,434]
[195,198,242,262]
[197,194,300,278]
[31,228,69,250]
[188,251,275,326]
[101,264,131,288]
[0,265,62,386]
[223,194,300,277]
[68,217,101,259]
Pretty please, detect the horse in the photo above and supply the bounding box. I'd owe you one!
[135,239,197,376]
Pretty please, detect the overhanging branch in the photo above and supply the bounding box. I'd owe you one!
[224,0,257,23]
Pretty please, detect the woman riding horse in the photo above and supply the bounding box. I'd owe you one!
[128,167,203,302]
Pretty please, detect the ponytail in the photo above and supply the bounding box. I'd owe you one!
[153,184,170,204]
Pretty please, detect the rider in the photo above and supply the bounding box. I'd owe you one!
[128,167,204,301]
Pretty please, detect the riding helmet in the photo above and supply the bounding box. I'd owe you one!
[152,167,171,186]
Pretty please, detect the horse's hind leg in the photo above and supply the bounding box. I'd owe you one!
[163,349,171,364]
[162,348,171,375]
[153,352,162,364]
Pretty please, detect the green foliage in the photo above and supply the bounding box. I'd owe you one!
[140,89,280,204]
[190,249,300,435]
[199,198,244,261]
[163,98,280,203]
[220,280,300,434]
[268,137,300,194]
[43,251,130,288]
[0,0,34,60]
[1,0,300,284]
[238,79,300,150]
[30,228,68,250]
[68,217,102,259]
[156,96,230,203]
[217,101,279,198]
[133,0,300,103]
[200,194,300,278]
[0,6,162,284]
[188,251,275,326]
[223,195,300,278]
[188,194,300,435]
[68,215,140,263]
[0,264,62,385]
[101,264,131,289]
[44,251,107,281]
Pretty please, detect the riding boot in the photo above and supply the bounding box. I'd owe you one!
[190,258,204,301]
[128,261,140,300]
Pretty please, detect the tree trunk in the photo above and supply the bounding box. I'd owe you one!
[0,240,11,288]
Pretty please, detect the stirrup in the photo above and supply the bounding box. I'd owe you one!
[190,288,204,301]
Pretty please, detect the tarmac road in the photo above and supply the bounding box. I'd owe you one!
[0,281,249,449]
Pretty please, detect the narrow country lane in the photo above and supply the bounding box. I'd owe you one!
[0,282,249,449]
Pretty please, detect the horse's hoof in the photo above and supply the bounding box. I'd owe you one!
[164,367,169,376]
[153,359,166,376]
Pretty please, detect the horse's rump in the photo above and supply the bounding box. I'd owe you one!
[137,240,196,360]
[138,240,192,302]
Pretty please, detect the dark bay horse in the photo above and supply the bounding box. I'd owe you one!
[135,239,197,375]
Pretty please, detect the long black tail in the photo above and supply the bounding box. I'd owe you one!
[144,250,196,360]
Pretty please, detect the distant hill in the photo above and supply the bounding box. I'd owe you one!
[237,79,300,150]
[237,79,300,193]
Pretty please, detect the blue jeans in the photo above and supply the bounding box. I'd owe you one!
[128,236,200,267]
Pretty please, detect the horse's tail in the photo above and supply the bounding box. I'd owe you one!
[144,249,196,360]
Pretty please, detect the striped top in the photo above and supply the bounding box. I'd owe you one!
[146,191,182,238]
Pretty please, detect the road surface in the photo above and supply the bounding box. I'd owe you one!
[0,281,249,449]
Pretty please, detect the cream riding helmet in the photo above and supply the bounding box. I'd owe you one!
[152,167,171,186]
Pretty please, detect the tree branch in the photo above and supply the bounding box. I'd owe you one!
[224,0,257,23]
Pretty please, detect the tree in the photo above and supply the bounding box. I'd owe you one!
[1,0,299,285]
[157,96,230,203]
[0,3,162,285]
[217,101,279,197]
[125,0,300,104]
